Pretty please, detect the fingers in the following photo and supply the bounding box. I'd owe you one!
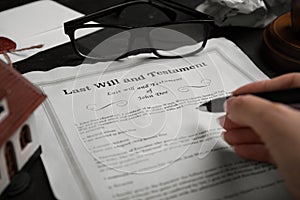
[225,95,294,142]
[224,94,300,168]
[233,144,274,164]
[222,128,262,145]
[233,73,300,95]
[219,115,241,129]
[222,128,271,163]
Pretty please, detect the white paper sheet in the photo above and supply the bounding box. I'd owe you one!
[25,38,291,200]
[0,0,91,63]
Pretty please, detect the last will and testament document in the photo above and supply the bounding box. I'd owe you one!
[25,38,291,200]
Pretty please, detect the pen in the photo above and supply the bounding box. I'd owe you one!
[197,88,300,113]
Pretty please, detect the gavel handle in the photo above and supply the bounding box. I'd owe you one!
[291,0,300,32]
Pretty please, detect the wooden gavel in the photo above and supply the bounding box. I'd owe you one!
[263,0,300,72]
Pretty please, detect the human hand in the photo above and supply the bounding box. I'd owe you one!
[220,73,300,199]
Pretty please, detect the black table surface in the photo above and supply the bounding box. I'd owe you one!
[0,0,289,199]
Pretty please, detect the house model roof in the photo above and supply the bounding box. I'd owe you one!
[0,60,46,147]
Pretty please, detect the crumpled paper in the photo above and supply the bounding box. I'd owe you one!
[196,0,291,27]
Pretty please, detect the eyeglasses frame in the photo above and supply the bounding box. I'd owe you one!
[64,0,214,60]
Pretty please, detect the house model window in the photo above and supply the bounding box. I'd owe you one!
[20,125,32,150]
[4,142,18,180]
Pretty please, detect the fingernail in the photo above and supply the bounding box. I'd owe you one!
[223,101,227,113]
[217,115,225,127]
[224,96,236,113]
[220,132,225,141]
[221,132,228,144]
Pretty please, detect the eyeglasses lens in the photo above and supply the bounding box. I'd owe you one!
[150,23,207,57]
[75,27,130,60]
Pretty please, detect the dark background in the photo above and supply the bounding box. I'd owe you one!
[0,0,290,199]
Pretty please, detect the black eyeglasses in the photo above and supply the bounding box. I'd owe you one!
[64,0,214,61]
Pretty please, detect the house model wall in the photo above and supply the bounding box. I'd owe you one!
[0,60,46,194]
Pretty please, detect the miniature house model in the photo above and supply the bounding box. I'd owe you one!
[0,60,46,194]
